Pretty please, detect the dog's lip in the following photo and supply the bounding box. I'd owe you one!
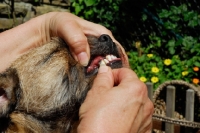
[86,54,121,74]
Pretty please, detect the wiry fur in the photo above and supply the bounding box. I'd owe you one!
[0,35,124,133]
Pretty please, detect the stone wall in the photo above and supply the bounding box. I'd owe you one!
[0,0,69,30]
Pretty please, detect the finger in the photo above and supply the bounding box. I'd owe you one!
[112,68,138,85]
[112,68,148,101]
[56,18,90,66]
[91,65,114,92]
[59,22,90,66]
[78,21,129,64]
[81,22,128,58]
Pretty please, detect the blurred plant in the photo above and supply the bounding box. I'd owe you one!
[142,4,200,58]
[128,4,200,89]
[69,0,149,50]
[128,47,199,89]
[70,0,123,32]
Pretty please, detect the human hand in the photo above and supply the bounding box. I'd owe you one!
[40,12,124,66]
[0,12,126,72]
[78,65,154,133]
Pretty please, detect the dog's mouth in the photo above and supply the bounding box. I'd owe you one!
[84,34,123,77]
[85,54,122,77]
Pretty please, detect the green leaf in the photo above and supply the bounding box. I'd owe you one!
[113,5,119,11]
[179,4,187,12]
[169,47,175,55]
[172,65,177,70]
[175,39,183,46]
[84,0,96,6]
[184,11,195,21]
[186,60,193,66]
[74,5,83,15]
[188,19,198,27]
[182,36,196,46]
[194,62,200,67]
[164,68,170,72]
[142,14,147,21]
[158,9,172,18]
[139,55,146,63]
[163,21,177,29]
[167,40,175,47]
[169,15,180,21]
[84,9,94,18]
[170,6,181,14]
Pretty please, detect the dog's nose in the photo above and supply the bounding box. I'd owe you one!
[98,34,112,43]
[98,34,115,50]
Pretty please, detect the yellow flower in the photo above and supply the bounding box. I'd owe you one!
[151,76,159,83]
[164,59,172,66]
[151,67,159,73]
[140,77,147,82]
[147,54,153,58]
[182,71,188,76]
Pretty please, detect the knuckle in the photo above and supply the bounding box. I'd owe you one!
[70,37,88,53]
[96,24,112,35]
[105,29,112,35]
[97,85,108,91]
[146,99,154,116]
[91,84,109,93]
[129,80,147,96]
[70,36,87,45]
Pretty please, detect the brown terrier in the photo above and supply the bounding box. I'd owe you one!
[0,34,125,133]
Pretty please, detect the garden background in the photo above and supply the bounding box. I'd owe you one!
[0,0,200,89]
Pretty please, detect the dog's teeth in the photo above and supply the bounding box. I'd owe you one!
[106,55,112,61]
[99,60,106,66]
[103,59,109,64]
[111,55,117,60]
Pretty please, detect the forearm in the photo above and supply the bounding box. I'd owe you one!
[0,14,50,72]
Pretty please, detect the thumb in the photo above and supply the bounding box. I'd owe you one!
[91,64,114,92]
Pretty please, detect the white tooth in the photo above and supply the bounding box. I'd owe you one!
[106,55,112,61]
[104,59,109,64]
[111,55,117,60]
[99,60,106,66]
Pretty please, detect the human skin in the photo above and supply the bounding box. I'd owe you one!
[0,12,153,132]
[0,12,124,72]
[78,65,154,133]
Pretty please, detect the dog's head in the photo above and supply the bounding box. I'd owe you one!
[0,34,126,132]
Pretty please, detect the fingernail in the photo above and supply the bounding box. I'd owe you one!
[77,52,89,66]
[98,65,109,74]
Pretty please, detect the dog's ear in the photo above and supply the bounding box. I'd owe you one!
[0,69,19,117]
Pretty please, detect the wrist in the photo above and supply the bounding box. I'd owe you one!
[77,108,131,133]
[0,14,47,72]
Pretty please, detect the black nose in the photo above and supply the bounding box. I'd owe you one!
[98,34,117,54]
[98,34,112,43]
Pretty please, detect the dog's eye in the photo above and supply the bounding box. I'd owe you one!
[0,88,5,97]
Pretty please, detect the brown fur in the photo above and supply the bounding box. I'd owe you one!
[0,35,124,133]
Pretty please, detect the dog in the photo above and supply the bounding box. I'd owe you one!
[0,34,126,133]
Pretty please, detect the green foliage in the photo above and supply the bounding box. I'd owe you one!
[70,0,123,31]
[158,4,200,30]
[129,4,200,89]
[128,42,199,89]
